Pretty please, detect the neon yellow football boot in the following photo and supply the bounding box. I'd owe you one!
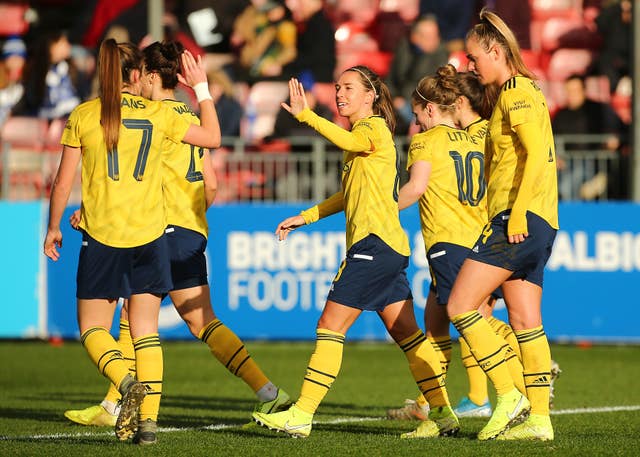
[497,414,554,441]
[252,404,313,438]
[477,388,530,440]
[64,405,117,426]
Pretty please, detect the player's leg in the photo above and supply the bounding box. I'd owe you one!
[167,225,290,414]
[252,300,359,438]
[171,286,289,412]
[381,298,459,439]
[497,279,553,441]
[64,305,133,426]
[448,259,530,440]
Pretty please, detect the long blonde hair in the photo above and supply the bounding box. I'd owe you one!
[466,8,536,80]
[98,39,142,153]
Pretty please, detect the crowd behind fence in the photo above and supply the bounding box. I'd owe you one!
[0,131,628,204]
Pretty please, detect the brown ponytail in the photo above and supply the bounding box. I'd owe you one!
[97,39,143,153]
[467,8,536,80]
[456,72,499,120]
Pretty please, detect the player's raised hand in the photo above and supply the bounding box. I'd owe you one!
[281,78,309,117]
[178,50,207,88]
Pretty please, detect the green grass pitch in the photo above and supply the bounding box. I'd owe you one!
[1,341,639,456]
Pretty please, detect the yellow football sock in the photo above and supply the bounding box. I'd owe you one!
[487,316,526,395]
[488,316,522,359]
[295,329,345,415]
[134,333,163,422]
[451,311,514,396]
[80,326,131,390]
[459,336,488,405]
[515,326,551,416]
[199,319,269,393]
[104,319,134,404]
[400,330,449,408]
[428,336,452,377]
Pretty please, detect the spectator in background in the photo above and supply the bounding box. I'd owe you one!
[386,15,449,134]
[0,37,26,128]
[593,0,631,93]
[367,1,412,54]
[552,74,625,200]
[236,0,297,82]
[479,0,531,49]
[178,0,250,70]
[208,70,243,137]
[420,0,475,51]
[285,0,336,84]
[231,0,268,52]
[78,0,140,49]
[268,81,333,148]
[17,31,81,120]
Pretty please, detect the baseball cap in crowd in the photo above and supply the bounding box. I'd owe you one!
[2,37,27,59]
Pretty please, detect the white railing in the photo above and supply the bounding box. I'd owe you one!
[0,134,627,202]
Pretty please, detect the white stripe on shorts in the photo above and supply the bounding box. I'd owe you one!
[502,214,510,220]
[165,227,175,233]
[81,241,88,246]
[353,254,373,260]
[429,250,446,259]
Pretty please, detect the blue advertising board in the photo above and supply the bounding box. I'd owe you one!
[0,202,43,338]
[38,202,640,343]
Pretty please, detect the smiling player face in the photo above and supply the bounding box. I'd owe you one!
[334,70,374,122]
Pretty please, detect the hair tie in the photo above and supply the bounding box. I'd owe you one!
[415,87,456,108]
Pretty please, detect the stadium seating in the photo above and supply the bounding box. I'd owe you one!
[0,2,29,36]
[530,0,582,20]
[242,81,290,141]
[540,16,600,52]
[546,48,593,82]
[448,51,468,72]
[335,50,392,78]
[0,116,48,200]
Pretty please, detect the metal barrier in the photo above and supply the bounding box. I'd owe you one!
[555,134,628,201]
[0,133,627,202]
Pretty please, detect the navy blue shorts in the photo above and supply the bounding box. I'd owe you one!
[76,231,172,299]
[427,242,503,305]
[468,210,557,287]
[165,225,208,290]
[327,234,412,311]
[428,242,470,306]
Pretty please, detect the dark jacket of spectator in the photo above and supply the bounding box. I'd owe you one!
[285,7,336,83]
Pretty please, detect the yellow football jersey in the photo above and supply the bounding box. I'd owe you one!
[465,117,488,148]
[297,109,409,256]
[408,124,488,252]
[341,116,409,255]
[486,76,559,228]
[62,94,191,247]
[161,99,208,238]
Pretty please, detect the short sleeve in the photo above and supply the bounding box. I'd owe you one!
[407,133,432,169]
[60,107,81,147]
